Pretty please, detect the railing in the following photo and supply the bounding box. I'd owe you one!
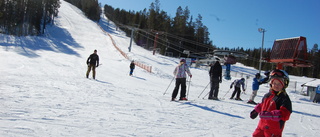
[98,24,152,73]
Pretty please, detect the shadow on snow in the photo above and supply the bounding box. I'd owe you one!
[0,24,82,58]
[180,101,245,119]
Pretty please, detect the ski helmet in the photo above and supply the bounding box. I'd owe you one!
[241,78,245,81]
[269,69,289,88]
[180,59,186,62]
[255,73,261,78]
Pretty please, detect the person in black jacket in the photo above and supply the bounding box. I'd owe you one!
[208,61,222,100]
[86,50,99,79]
[129,60,135,76]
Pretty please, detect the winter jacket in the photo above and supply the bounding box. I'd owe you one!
[87,53,99,66]
[173,63,192,78]
[209,62,222,81]
[253,90,292,136]
[130,62,135,69]
[252,77,262,91]
[230,79,245,90]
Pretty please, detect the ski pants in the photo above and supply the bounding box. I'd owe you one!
[253,126,283,137]
[172,78,187,99]
[86,64,96,79]
[130,68,134,75]
[231,87,241,99]
[249,90,258,101]
[209,78,220,98]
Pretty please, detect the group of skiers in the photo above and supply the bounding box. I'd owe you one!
[86,51,292,136]
[170,59,292,136]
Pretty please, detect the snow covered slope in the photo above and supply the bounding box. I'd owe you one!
[1,1,319,136]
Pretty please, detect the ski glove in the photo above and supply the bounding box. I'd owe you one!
[259,110,281,121]
[250,103,261,119]
[96,64,99,67]
[250,110,258,119]
[190,75,192,78]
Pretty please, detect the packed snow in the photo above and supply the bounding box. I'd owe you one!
[1,1,320,136]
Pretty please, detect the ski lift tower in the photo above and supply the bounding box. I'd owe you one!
[266,36,312,69]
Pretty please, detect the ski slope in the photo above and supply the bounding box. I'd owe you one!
[1,1,320,136]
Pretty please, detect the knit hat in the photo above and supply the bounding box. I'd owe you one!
[270,78,285,87]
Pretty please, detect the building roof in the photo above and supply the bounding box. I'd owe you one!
[302,79,320,87]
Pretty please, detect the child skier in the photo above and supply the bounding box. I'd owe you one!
[250,69,292,137]
[247,73,263,104]
[229,78,246,100]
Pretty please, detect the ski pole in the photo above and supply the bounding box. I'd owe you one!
[163,77,175,95]
[187,77,192,98]
[202,91,210,99]
[222,88,232,99]
[198,82,210,98]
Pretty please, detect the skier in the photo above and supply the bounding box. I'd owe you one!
[86,49,99,79]
[229,78,246,100]
[129,60,135,76]
[250,69,292,137]
[247,73,263,104]
[171,59,192,101]
[208,61,222,100]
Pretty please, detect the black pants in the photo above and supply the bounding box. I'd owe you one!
[209,78,220,98]
[231,87,241,99]
[172,78,187,99]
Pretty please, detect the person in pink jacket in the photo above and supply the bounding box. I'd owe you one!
[171,59,192,101]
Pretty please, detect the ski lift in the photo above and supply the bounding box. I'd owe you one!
[266,36,312,69]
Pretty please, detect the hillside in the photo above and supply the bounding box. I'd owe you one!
[1,1,319,136]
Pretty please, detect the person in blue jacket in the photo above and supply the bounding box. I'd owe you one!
[247,73,262,104]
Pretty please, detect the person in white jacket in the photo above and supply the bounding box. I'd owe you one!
[171,59,192,101]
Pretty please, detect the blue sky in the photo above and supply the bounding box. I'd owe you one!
[99,0,319,50]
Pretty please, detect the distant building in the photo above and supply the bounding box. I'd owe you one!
[301,79,320,102]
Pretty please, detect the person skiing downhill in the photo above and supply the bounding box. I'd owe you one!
[230,78,246,100]
[171,59,192,101]
[129,60,135,76]
[247,73,263,104]
[208,61,222,100]
[86,50,99,79]
[250,69,292,137]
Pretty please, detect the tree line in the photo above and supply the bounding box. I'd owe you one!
[103,0,214,58]
[0,0,60,36]
[64,0,101,21]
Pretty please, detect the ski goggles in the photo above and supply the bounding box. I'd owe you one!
[270,71,284,77]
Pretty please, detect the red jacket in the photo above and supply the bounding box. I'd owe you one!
[253,90,292,136]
